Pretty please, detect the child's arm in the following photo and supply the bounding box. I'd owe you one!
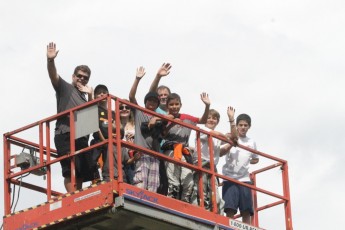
[227,106,238,144]
[162,114,177,137]
[129,66,146,105]
[126,151,141,164]
[208,130,232,157]
[148,116,161,129]
[149,63,172,92]
[198,92,211,124]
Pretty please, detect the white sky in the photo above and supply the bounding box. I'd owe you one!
[1,0,344,229]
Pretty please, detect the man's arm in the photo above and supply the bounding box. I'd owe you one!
[198,92,211,124]
[46,42,60,88]
[129,66,146,105]
[148,63,172,92]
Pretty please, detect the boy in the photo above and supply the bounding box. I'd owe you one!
[222,113,259,224]
[162,92,210,202]
[91,84,138,182]
[129,66,163,192]
[192,107,237,213]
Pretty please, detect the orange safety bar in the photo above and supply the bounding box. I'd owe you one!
[3,94,293,230]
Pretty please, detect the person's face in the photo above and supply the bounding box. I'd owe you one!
[158,88,170,106]
[167,98,181,116]
[119,104,131,118]
[72,70,90,86]
[237,120,250,137]
[95,89,108,99]
[145,98,159,111]
[205,115,219,130]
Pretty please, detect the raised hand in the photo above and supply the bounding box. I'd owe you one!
[157,63,172,77]
[227,106,236,121]
[227,106,238,145]
[47,42,59,60]
[200,92,210,106]
[136,66,146,79]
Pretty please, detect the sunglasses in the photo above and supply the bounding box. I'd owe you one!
[75,74,89,81]
[119,105,130,110]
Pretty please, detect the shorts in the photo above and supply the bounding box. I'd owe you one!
[54,132,96,181]
[222,181,254,216]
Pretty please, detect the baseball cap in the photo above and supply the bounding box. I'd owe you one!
[94,84,109,95]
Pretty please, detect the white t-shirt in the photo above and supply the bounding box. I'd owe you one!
[193,127,227,166]
[222,136,258,182]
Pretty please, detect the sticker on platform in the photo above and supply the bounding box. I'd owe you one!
[74,190,101,202]
[229,219,265,230]
[50,200,62,211]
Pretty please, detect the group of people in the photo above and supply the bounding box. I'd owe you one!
[47,42,259,224]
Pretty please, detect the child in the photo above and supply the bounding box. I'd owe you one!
[162,92,210,202]
[222,113,259,224]
[91,84,138,182]
[129,66,163,192]
[191,107,238,213]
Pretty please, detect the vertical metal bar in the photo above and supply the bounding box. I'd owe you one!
[69,111,76,191]
[39,122,44,167]
[282,162,293,230]
[3,135,11,214]
[107,95,115,184]
[251,173,259,227]
[115,97,123,184]
[46,121,52,200]
[196,131,205,208]
[207,134,217,213]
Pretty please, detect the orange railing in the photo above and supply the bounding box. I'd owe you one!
[3,94,293,230]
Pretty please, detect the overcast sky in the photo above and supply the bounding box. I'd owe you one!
[1,0,344,229]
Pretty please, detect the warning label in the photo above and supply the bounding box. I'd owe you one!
[229,219,265,230]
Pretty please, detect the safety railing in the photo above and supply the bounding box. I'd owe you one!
[3,94,293,230]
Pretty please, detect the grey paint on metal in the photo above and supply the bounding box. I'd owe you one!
[74,104,99,139]
[120,198,213,230]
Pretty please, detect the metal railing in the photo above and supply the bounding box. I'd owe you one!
[3,94,293,230]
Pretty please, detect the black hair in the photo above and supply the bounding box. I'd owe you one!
[74,65,91,76]
[166,93,181,105]
[236,114,251,126]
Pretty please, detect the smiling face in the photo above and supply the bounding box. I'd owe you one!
[145,97,159,111]
[167,98,182,116]
[119,103,131,119]
[158,88,170,106]
[205,115,219,130]
[72,70,89,87]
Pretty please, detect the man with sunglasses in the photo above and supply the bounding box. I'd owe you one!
[47,42,93,192]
